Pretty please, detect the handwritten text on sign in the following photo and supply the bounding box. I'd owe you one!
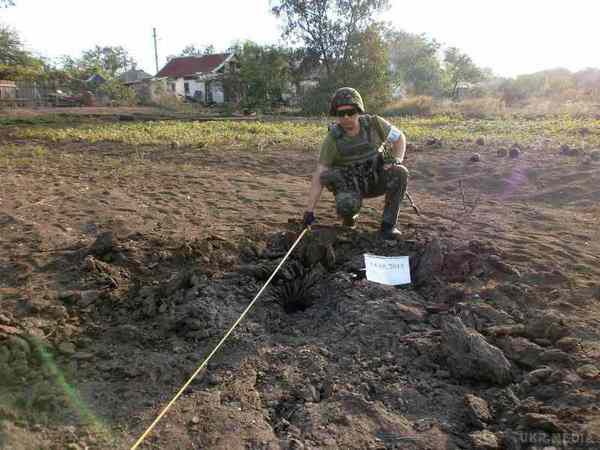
[364,254,411,286]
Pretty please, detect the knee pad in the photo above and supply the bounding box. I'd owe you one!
[336,192,362,217]
[386,164,409,190]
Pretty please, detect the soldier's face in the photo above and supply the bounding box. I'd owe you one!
[335,105,360,133]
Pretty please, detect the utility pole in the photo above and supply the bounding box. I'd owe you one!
[153,27,159,74]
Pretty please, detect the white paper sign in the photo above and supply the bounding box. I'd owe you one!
[364,254,411,286]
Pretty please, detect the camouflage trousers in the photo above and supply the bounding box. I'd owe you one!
[320,163,409,226]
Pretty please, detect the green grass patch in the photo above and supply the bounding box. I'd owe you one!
[8,115,600,151]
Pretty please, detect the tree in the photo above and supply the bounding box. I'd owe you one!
[0,24,45,80]
[443,47,484,99]
[180,44,215,57]
[226,41,291,109]
[271,0,390,78]
[385,29,443,96]
[0,23,28,66]
[60,45,136,80]
[0,0,15,7]
[334,24,391,110]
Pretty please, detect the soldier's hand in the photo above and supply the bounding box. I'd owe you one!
[303,211,316,228]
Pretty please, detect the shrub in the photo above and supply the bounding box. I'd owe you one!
[96,79,138,106]
[382,96,434,116]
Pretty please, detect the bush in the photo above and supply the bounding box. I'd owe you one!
[443,97,506,119]
[96,79,138,106]
[382,96,434,116]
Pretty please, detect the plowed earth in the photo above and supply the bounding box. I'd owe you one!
[1,111,600,450]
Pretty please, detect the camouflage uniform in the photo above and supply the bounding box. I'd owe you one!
[320,87,409,228]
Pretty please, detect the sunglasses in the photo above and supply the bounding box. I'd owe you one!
[335,108,358,117]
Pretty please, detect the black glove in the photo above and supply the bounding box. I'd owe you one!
[303,211,316,228]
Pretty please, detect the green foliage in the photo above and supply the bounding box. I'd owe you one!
[0,24,48,80]
[96,79,138,106]
[299,25,392,115]
[59,45,136,80]
[271,0,390,78]
[226,41,291,110]
[443,47,485,99]
[386,29,443,96]
[334,25,391,111]
[14,120,327,149]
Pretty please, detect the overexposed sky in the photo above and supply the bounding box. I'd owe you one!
[2,0,598,78]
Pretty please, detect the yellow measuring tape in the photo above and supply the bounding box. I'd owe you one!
[131,228,308,449]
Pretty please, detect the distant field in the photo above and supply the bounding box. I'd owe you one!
[7,115,600,150]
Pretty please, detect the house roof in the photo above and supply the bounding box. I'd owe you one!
[119,69,152,84]
[156,53,232,78]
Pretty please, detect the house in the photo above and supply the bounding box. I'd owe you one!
[119,69,152,86]
[155,53,238,104]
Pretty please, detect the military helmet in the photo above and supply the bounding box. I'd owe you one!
[329,87,365,116]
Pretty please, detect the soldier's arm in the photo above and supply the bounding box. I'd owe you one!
[306,163,328,212]
[388,127,407,163]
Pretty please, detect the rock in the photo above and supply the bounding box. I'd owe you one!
[72,352,95,361]
[559,144,580,156]
[394,304,426,322]
[469,430,499,449]
[470,153,481,162]
[80,290,101,307]
[464,394,493,427]
[525,310,569,343]
[556,336,581,353]
[476,137,486,146]
[539,348,572,365]
[90,231,114,256]
[497,148,508,157]
[509,145,521,159]
[576,364,599,379]
[497,337,544,369]
[58,342,76,355]
[485,324,525,338]
[524,367,554,386]
[443,316,512,385]
[524,413,564,433]
[486,255,521,277]
[459,302,515,326]
[590,150,600,161]
[414,238,444,285]
[426,137,443,148]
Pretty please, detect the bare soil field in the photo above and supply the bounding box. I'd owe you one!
[1,110,600,449]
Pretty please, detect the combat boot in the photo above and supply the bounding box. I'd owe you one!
[342,214,358,229]
[380,222,402,240]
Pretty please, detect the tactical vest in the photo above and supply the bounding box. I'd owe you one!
[328,115,386,194]
[328,115,385,166]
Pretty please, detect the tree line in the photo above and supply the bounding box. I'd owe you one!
[2,0,599,112]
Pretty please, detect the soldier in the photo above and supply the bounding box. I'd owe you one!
[302,87,409,239]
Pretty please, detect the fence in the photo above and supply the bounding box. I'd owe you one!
[0,81,83,108]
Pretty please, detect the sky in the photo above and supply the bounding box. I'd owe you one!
[1,0,599,78]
